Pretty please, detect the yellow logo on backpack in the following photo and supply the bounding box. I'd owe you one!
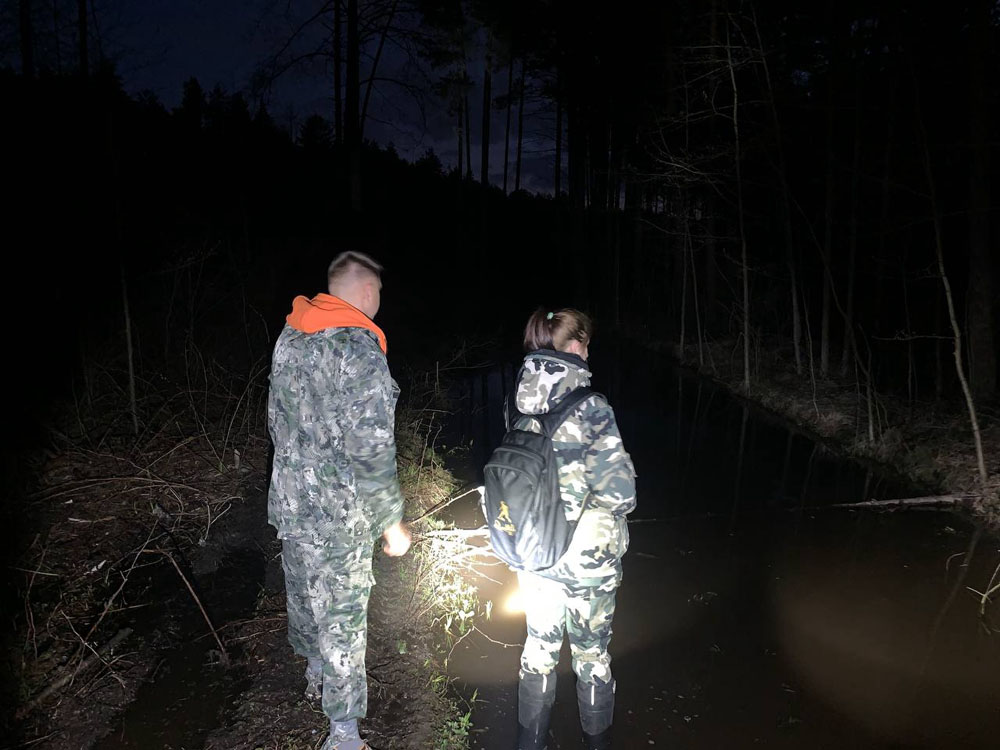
[494,501,516,536]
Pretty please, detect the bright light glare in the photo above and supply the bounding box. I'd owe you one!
[476,485,485,497]
[505,586,525,614]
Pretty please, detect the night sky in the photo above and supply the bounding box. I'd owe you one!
[33,0,558,191]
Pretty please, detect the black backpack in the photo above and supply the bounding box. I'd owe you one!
[481,387,596,571]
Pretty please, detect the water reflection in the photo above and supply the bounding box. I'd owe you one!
[445,350,998,749]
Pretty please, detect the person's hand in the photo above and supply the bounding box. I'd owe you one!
[382,521,411,557]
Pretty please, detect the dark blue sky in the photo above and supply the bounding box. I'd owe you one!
[1,0,561,189]
[98,0,559,192]
[123,1,265,104]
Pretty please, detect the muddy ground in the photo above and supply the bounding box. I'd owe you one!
[5,368,471,750]
[201,509,464,750]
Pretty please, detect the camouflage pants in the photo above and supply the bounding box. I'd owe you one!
[516,570,619,686]
[281,538,375,722]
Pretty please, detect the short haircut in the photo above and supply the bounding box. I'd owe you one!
[327,250,384,286]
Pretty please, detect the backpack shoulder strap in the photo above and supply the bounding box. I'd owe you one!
[537,388,598,438]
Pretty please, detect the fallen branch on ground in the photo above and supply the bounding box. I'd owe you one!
[628,494,981,525]
[142,548,228,663]
[406,486,483,524]
[17,628,133,718]
[825,494,979,509]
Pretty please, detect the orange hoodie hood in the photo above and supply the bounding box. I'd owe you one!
[285,293,387,354]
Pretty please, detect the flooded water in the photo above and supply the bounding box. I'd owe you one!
[445,346,1000,749]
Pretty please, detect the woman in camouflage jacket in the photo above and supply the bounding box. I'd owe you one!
[512,308,636,750]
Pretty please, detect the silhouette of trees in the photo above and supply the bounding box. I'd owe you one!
[3,0,996,412]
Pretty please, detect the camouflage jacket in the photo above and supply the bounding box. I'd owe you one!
[267,324,404,547]
[512,350,636,582]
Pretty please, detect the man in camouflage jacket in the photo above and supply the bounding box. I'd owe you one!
[512,348,636,750]
[267,251,410,750]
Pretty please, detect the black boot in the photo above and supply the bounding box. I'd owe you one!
[517,670,557,750]
[577,678,614,750]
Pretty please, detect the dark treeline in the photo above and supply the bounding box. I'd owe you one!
[470,0,998,410]
[4,1,998,741]
[4,0,999,442]
[1,68,564,441]
[2,61,562,734]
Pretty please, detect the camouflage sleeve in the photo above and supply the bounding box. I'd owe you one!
[335,336,405,535]
[583,396,637,516]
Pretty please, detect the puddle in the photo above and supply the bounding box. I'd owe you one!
[444,347,1000,748]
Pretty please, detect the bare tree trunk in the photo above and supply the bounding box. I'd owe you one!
[51,0,62,73]
[840,63,862,376]
[514,61,525,191]
[967,0,996,400]
[881,87,900,398]
[455,106,464,254]
[480,37,492,188]
[726,20,751,392]
[612,213,621,326]
[108,109,137,434]
[88,0,102,64]
[554,94,563,197]
[704,194,718,331]
[567,96,588,303]
[463,88,472,181]
[918,89,990,489]
[789,251,802,373]
[934,295,944,400]
[820,2,837,377]
[19,0,34,77]
[803,285,819,417]
[689,218,705,368]
[121,265,138,435]
[679,209,688,357]
[360,0,400,139]
[820,100,835,377]
[77,0,88,77]
[503,51,514,193]
[456,107,463,179]
[346,0,361,210]
[752,8,801,374]
[590,119,610,213]
[901,249,915,409]
[333,0,342,145]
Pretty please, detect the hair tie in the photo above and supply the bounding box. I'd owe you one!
[546,312,554,320]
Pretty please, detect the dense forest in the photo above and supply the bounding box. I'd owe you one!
[4,0,999,546]
[3,1,997,555]
[5,0,997,394]
[3,1,999,746]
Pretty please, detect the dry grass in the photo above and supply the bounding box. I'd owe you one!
[11,340,269,737]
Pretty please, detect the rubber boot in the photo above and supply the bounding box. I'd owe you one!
[517,669,557,750]
[320,719,368,750]
[577,679,614,750]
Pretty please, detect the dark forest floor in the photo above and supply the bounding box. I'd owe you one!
[5,365,472,750]
[670,335,1000,527]
[202,524,464,750]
